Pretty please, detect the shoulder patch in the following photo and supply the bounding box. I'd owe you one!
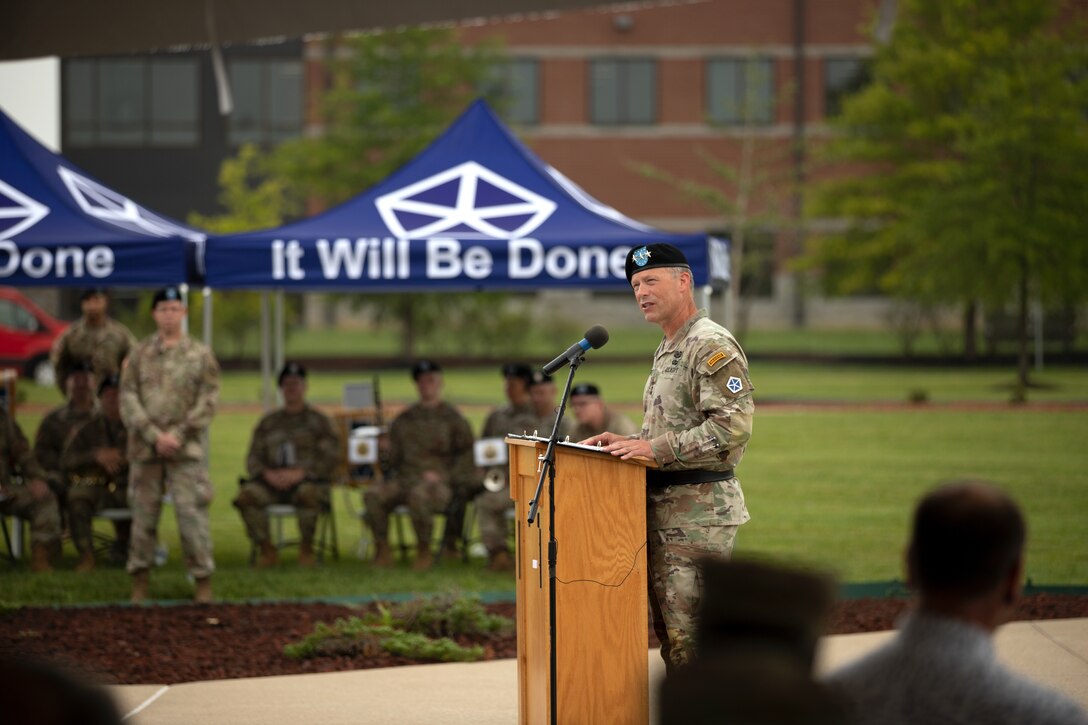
[707,351,728,369]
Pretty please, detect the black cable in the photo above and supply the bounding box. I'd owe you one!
[554,539,648,588]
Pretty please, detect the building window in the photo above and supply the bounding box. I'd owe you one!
[590,58,656,125]
[63,58,199,148]
[501,59,540,125]
[823,57,870,118]
[228,59,303,145]
[706,58,775,126]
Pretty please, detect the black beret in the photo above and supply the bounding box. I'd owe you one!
[151,286,183,309]
[411,359,442,380]
[97,374,120,395]
[571,383,600,397]
[529,371,554,387]
[625,243,691,282]
[80,288,109,301]
[277,362,307,385]
[501,363,534,384]
[70,358,95,374]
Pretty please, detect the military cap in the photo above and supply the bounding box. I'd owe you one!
[97,374,120,395]
[624,243,691,282]
[150,286,183,309]
[529,371,553,387]
[570,383,600,397]
[411,359,442,380]
[277,361,307,385]
[70,358,95,374]
[501,363,534,385]
[80,287,109,301]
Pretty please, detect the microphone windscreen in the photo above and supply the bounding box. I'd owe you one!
[584,325,609,350]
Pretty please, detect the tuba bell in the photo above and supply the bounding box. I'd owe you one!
[483,466,506,492]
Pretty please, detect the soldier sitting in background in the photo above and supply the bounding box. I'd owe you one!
[61,374,130,572]
[364,360,476,571]
[235,362,341,567]
[0,408,62,572]
[527,371,572,439]
[568,383,639,441]
[35,358,98,524]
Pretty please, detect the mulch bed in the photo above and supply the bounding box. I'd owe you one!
[1,594,1085,685]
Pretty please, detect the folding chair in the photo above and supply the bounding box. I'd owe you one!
[91,508,133,563]
[243,478,339,565]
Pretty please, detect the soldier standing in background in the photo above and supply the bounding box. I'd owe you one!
[364,360,476,571]
[235,362,341,567]
[470,363,536,572]
[568,383,639,442]
[51,288,135,393]
[61,374,130,572]
[120,287,220,604]
[35,358,97,523]
[0,408,62,572]
[583,243,754,676]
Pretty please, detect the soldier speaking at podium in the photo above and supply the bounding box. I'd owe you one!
[582,243,755,676]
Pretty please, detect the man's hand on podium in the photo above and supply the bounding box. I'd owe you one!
[580,432,655,462]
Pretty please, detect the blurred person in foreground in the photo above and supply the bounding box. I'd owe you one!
[582,243,754,676]
[0,656,122,725]
[235,362,340,567]
[50,287,135,394]
[363,360,476,570]
[825,481,1088,725]
[568,382,638,441]
[0,408,62,571]
[120,287,220,603]
[61,374,130,571]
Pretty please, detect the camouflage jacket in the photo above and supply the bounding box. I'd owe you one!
[60,412,128,488]
[642,311,753,530]
[120,333,220,462]
[51,317,136,391]
[480,401,536,484]
[1,410,45,488]
[570,408,640,442]
[527,410,572,440]
[246,405,341,483]
[34,403,97,487]
[388,401,476,489]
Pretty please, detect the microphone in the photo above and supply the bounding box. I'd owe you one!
[542,325,609,375]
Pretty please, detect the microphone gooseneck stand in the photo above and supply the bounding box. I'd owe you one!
[527,353,582,725]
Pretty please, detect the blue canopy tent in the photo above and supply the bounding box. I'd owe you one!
[205,99,728,291]
[0,106,204,288]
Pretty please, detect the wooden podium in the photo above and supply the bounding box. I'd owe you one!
[507,436,653,725]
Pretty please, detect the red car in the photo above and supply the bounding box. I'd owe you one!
[0,287,69,385]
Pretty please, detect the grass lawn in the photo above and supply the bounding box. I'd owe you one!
[4,363,1086,606]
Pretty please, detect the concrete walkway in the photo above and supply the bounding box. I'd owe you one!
[113,618,1088,724]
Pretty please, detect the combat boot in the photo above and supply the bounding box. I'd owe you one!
[256,540,278,568]
[30,543,54,573]
[412,542,434,572]
[488,549,515,573]
[373,540,394,567]
[298,542,316,567]
[130,569,149,604]
[194,577,213,604]
[75,550,96,573]
[439,543,461,562]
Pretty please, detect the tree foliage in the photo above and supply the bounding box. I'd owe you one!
[806,0,1088,386]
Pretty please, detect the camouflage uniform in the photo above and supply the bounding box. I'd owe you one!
[643,310,754,672]
[0,410,61,546]
[570,408,640,442]
[120,333,220,579]
[476,401,536,555]
[364,401,475,548]
[235,405,341,547]
[60,411,129,557]
[51,317,135,392]
[34,402,97,504]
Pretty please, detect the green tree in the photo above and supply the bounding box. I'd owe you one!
[806,0,1088,391]
[198,26,514,356]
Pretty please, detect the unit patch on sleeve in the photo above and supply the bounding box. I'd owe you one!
[726,376,743,394]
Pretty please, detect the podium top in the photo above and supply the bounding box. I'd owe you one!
[505,433,657,469]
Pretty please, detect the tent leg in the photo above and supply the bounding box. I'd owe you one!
[202,287,213,348]
[261,293,272,410]
[274,290,285,378]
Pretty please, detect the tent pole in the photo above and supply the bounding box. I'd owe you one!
[260,292,272,410]
[700,286,712,321]
[274,290,285,379]
[202,287,213,348]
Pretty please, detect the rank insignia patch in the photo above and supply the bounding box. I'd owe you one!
[726,376,743,394]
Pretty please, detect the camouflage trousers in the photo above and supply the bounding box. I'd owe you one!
[363,477,451,548]
[67,482,128,555]
[648,524,739,674]
[0,486,61,546]
[475,488,513,554]
[233,479,328,546]
[127,460,215,579]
